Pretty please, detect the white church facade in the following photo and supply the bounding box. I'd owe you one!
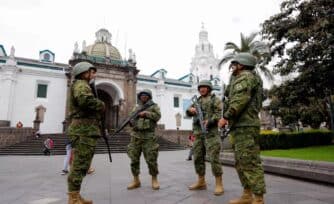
[0,26,223,133]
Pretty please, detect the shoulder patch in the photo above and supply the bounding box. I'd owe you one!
[235,83,243,91]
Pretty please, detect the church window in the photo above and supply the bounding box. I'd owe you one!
[37,84,48,98]
[202,44,204,51]
[174,97,179,108]
[210,75,213,80]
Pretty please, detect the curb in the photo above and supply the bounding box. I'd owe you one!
[220,152,334,185]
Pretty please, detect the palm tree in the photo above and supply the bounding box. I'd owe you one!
[219,32,273,81]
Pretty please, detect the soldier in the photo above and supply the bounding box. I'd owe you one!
[218,53,266,204]
[67,61,105,204]
[127,89,161,190]
[186,80,224,196]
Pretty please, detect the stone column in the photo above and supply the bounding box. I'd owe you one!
[0,61,18,125]
[33,120,41,130]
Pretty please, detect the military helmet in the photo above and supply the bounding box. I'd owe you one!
[137,89,152,99]
[231,52,257,67]
[197,80,213,91]
[72,62,96,77]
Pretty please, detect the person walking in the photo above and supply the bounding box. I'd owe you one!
[61,139,72,175]
[127,89,161,190]
[186,80,224,196]
[43,137,54,155]
[66,61,105,204]
[218,52,266,204]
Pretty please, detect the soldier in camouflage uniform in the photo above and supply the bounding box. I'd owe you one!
[127,89,161,190]
[186,80,224,196]
[67,61,105,204]
[218,53,266,204]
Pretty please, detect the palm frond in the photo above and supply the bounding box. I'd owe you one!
[240,33,251,52]
[246,32,258,43]
[218,52,235,69]
[220,32,274,82]
[250,41,270,54]
[224,42,241,52]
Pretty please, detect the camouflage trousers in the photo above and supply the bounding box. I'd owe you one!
[230,127,266,195]
[193,135,222,176]
[127,132,159,176]
[67,135,97,192]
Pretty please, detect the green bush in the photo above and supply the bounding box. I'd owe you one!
[257,130,333,150]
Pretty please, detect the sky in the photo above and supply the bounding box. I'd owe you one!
[0,0,282,87]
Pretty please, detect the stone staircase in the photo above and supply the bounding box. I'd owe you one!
[0,132,185,155]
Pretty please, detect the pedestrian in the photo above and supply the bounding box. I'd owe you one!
[218,52,266,204]
[186,80,224,196]
[16,121,23,128]
[127,89,161,190]
[66,61,105,204]
[186,132,195,161]
[43,137,54,155]
[61,139,72,175]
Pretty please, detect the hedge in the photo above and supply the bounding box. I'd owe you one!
[257,130,333,150]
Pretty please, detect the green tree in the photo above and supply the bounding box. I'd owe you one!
[218,32,273,80]
[269,84,328,129]
[262,0,334,129]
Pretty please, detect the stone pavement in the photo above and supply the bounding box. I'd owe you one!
[0,150,333,204]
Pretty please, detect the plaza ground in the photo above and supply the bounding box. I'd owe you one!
[0,150,333,204]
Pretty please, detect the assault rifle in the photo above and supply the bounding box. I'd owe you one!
[220,83,229,140]
[111,101,155,136]
[191,95,208,136]
[90,81,112,163]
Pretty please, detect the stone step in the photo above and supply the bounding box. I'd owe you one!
[0,132,185,155]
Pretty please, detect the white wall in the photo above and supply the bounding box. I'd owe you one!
[137,81,195,130]
[11,67,67,133]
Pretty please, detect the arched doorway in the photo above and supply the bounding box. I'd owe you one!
[96,81,124,131]
[97,89,119,130]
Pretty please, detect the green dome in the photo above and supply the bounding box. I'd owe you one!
[84,28,122,60]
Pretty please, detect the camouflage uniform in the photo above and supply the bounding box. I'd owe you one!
[186,91,223,177]
[67,65,105,193]
[127,90,161,177]
[224,57,266,196]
